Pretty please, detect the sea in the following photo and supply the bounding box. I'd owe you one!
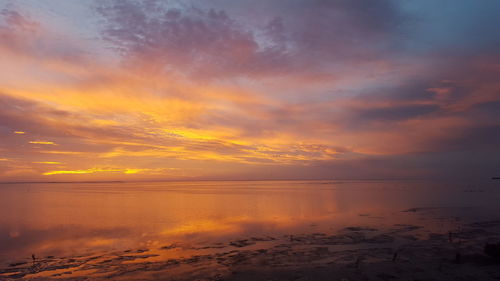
[1,179,499,264]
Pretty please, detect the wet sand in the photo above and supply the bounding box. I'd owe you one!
[2,218,500,280]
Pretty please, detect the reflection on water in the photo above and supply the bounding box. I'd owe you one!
[1,180,499,263]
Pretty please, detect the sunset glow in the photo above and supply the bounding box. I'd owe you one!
[1,0,499,181]
[2,2,500,280]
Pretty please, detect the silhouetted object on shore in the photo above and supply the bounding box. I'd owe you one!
[485,243,500,258]
[392,251,398,262]
[355,256,363,268]
[455,252,461,264]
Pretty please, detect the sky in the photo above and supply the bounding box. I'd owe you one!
[0,0,499,181]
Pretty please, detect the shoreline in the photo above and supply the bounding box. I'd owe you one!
[2,220,500,281]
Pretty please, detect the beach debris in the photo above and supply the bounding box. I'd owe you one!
[469,220,500,228]
[364,234,394,243]
[354,256,363,268]
[31,254,37,267]
[392,250,398,262]
[251,236,276,241]
[454,251,461,264]
[377,273,397,280]
[402,207,439,213]
[229,239,255,248]
[9,261,27,267]
[390,224,422,234]
[161,244,177,250]
[484,243,500,258]
[343,226,377,232]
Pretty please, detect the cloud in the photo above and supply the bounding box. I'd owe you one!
[0,1,499,180]
[29,141,57,145]
[356,104,440,121]
[0,6,87,62]
[95,0,408,80]
[43,167,143,176]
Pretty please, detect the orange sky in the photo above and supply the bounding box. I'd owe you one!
[1,0,499,181]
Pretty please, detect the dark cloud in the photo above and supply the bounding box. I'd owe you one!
[284,0,406,61]
[95,0,408,79]
[470,101,500,118]
[0,93,69,136]
[95,1,287,78]
[357,104,440,121]
[426,125,500,153]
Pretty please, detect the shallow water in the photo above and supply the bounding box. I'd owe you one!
[1,179,499,264]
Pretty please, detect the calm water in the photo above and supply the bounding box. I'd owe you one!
[1,180,499,263]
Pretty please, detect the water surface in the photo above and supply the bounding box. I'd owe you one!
[1,179,499,264]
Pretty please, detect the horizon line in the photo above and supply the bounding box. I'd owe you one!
[0,177,484,185]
